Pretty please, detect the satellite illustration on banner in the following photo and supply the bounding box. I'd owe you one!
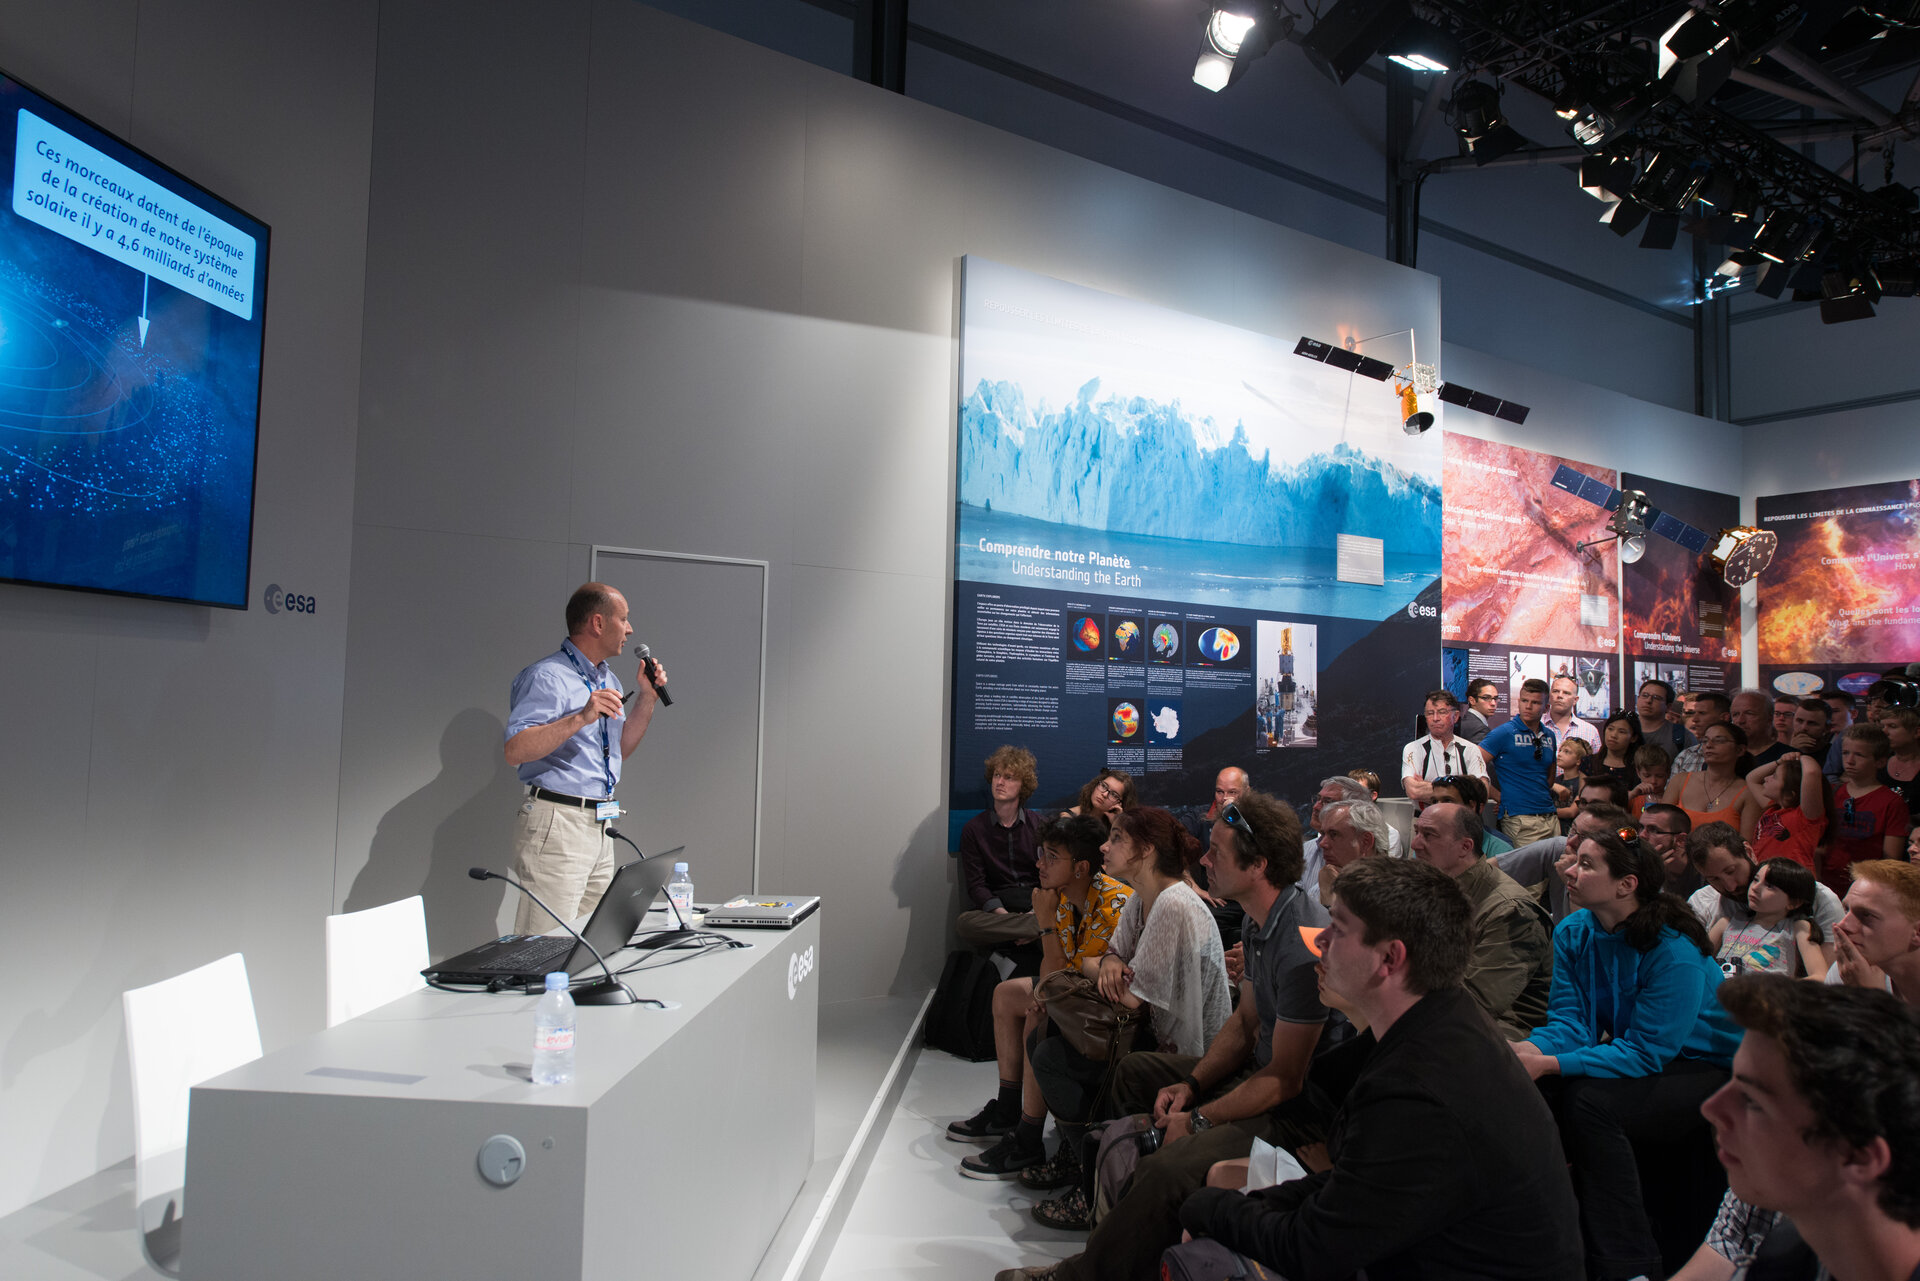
[949,255,1440,830]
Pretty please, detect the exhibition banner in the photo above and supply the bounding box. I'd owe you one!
[1620,473,1740,695]
[1756,478,1920,694]
[1440,435,1621,721]
[950,257,1442,836]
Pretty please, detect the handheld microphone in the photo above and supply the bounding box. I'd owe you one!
[467,867,641,1005]
[605,829,701,948]
[636,643,674,707]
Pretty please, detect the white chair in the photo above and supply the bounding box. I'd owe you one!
[325,895,429,1027]
[121,952,262,1276]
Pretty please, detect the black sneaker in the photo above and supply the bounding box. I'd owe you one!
[1017,1143,1079,1191]
[960,1133,1042,1180]
[946,1098,1016,1144]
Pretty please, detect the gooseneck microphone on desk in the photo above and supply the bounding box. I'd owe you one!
[467,867,641,1006]
[607,828,702,949]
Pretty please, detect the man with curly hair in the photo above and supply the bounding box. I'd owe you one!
[957,745,1047,948]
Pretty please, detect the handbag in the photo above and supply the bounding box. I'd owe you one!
[1033,968,1142,1062]
[1158,1237,1284,1281]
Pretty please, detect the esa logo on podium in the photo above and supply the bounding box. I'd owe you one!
[788,945,816,1000]
[263,583,317,615]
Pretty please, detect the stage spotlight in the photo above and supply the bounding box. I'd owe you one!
[1566,82,1660,149]
[1384,19,1459,71]
[1208,7,1258,55]
[1819,267,1880,323]
[1302,0,1412,85]
[1193,3,1289,91]
[1753,208,1817,263]
[1452,80,1527,164]
[1602,197,1649,237]
[1580,154,1635,203]
[1194,50,1235,90]
[1632,150,1707,212]
[1754,261,1792,298]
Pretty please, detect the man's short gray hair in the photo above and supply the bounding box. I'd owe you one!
[1326,799,1390,855]
[1320,776,1370,803]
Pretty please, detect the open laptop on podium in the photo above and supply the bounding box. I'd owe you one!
[424,848,684,987]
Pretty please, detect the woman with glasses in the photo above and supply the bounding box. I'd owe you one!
[1513,827,1740,1281]
[1066,769,1137,823]
[1664,722,1759,843]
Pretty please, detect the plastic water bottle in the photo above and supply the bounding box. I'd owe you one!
[532,972,576,1086]
[667,862,695,930]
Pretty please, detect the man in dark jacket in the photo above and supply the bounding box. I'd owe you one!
[1176,857,1584,1280]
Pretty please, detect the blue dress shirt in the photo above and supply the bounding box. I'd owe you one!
[505,639,626,797]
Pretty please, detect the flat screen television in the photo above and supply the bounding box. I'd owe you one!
[0,66,269,609]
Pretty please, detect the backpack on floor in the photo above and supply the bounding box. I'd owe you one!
[924,949,999,1061]
[1159,1238,1283,1281]
[1090,1113,1164,1227]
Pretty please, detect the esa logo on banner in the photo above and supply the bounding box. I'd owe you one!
[1406,600,1437,620]
[787,945,816,1000]
[263,583,317,615]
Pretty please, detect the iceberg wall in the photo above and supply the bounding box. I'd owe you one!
[959,378,1441,555]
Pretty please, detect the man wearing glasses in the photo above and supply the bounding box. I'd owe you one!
[1481,678,1560,848]
[1636,678,1693,763]
[1637,803,1702,898]
[1402,689,1486,810]
[1458,678,1500,745]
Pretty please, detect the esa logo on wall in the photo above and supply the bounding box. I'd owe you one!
[1406,600,1437,620]
[262,583,318,615]
[787,945,816,1000]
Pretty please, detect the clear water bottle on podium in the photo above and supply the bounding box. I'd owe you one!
[532,972,576,1085]
[668,862,695,929]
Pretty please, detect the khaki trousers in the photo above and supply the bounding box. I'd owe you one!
[509,794,615,934]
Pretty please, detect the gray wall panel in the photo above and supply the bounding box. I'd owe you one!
[350,1,589,545]
[0,0,377,1217]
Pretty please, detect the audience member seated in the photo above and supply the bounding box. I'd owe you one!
[1458,676,1499,744]
[971,810,1227,1202]
[1666,721,1760,842]
[1495,801,1634,924]
[997,791,1329,1280]
[1826,859,1920,999]
[1684,821,1845,949]
[1637,678,1694,763]
[1412,801,1553,1038]
[1402,688,1485,809]
[1173,858,1584,1280]
[1428,773,1513,855]
[1065,767,1137,822]
[1744,750,1827,873]
[1673,691,1733,774]
[947,815,1130,1154]
[1301,776,1399,891]
[1483,677,1562,848]
[1730,688,1790,769]
[1305,798,1389,906]
[1884,707,1920,816]
[1629,743,1673,820]
[1547,673,1602,754]
[1696,975,1920,1281]
[957,745,1046,950]
[1640,801,1704,898]
[1710,857,1829,978]
[1826,724,1912,896]
[1178,766,1250,946]
[1583,708,1644,796]
[1514,826,1740,1281]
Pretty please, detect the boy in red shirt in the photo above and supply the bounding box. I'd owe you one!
[1825,724,1912,896]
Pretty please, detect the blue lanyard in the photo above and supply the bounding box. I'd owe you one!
[561,642,617,796]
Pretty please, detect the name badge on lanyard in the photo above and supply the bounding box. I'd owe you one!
[562,643,619,799]
[596,801,621,822]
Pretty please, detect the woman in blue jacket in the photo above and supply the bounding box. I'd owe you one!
[1513,825,1741,1281]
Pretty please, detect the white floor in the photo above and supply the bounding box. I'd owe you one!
[819,1044,1086,1281]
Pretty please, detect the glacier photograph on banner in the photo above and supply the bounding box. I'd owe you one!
[950,256,1442,835]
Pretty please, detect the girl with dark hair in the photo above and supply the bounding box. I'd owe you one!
[1743,750,1827,874]
[1711,856,1829,977]
[1066,768,1137,822]
[1006,806,1229,1228]
[1512,826,1742,1281]
[1582,709,1644,796]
